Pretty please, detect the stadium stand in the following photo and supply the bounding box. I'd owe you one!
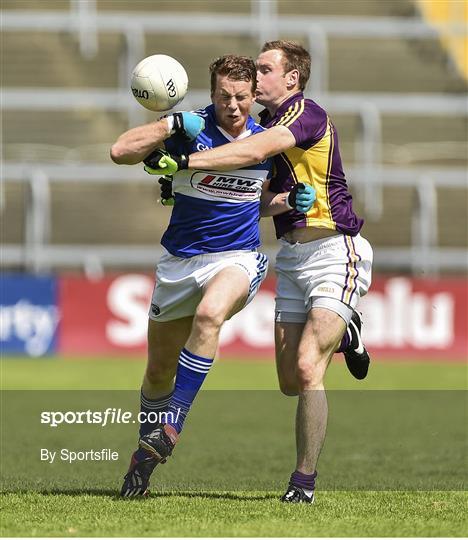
[1,0,467,274]
[416,0,467,78]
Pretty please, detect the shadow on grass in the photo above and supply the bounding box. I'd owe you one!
[1,488,278,502]
[147,490,278,502]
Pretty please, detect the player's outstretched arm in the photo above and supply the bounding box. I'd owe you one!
[188,125,296,171]
[260,181,316,217]
[110,112,204,166]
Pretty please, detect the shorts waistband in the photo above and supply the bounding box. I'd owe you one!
[199,249,261,262]
[279,233,358,253]
[164,249,261,263]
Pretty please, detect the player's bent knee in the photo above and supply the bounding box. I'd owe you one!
[193,303,226,332]
[296,357,327,388]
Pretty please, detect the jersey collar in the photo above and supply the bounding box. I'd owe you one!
[259,91,304,124]
[216,124,252,142]
[206,103,255,141]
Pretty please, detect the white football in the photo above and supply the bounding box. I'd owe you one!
[131,54,188,112]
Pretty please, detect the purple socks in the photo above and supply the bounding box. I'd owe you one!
[290,470,317,491]
[336,330,350,353]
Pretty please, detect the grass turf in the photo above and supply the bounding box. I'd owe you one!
[2,491,466,537]
[1,356,466,537]
[1,355,466,390]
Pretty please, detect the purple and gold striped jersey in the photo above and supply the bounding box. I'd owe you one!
[259,92,363,238]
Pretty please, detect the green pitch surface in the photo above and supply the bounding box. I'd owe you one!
[2,491,466,537]
[1,356,467,537]
[2,355,466,390]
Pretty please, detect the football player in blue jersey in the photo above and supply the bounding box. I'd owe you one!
[110,55,316,497]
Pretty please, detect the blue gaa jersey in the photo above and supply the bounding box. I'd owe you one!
[161,104,272,258]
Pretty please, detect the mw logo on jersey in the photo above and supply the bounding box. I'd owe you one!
[190,172,262,201]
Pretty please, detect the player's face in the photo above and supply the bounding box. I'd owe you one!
[211,75,255,137]
[255,49,291,107]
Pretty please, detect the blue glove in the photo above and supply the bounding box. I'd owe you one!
[288,183,316,213]
[171,112,204,141]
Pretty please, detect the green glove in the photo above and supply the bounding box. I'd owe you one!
[159,176,175,206]
[143,149,188,176]
[161,197,175,206]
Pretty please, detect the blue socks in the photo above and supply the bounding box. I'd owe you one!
[166,348,214,434]
[136,347,213,458]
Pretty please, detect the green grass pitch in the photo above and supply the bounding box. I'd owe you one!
[1,356,467,537]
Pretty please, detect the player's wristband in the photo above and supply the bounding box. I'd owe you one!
[175,153,189,170]
[163,114,180,137]
[165,115,175,134]
[172,113,184,135]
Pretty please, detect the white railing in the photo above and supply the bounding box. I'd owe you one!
[3,87,466,221]
[2,7,467,217]
[2,7,467,93]
[3,89,466,115]
[70,0,98,59]
[3,162,467,277]
[1,6,467,275]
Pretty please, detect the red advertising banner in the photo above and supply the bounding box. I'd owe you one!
[59,274,467,359]
[59,274,153,355]
[359,276,467,358]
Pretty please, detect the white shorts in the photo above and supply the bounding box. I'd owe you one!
[275,233,373,325]
[149,249,269,322]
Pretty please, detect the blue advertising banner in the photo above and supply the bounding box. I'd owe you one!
[0,274,59,356]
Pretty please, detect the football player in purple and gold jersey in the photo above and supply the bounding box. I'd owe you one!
[150,41,373,504]
[110,54,315,497]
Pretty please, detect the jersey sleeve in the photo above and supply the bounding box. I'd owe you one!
[277,100,328,149]
[164,134,185,155]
